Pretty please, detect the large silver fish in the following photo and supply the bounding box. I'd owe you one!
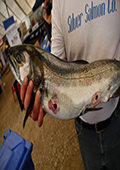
[7,44,120,127]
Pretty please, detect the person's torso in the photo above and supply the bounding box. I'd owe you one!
[60,0,120,62]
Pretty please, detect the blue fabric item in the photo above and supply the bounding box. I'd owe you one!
[41,38,51,52]
[3,16,14,30]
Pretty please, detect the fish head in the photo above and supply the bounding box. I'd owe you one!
[7,45,31,86]
[7,45,44,91]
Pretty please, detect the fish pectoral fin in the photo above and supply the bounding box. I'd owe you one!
[112,87,120,98]
[23,91,35,128]
[85,107,103,112]
[79,107,103,116]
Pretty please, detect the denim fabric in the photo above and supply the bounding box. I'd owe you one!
[75,101,120,170]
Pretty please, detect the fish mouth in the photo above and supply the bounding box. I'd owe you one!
[7,51,22,86]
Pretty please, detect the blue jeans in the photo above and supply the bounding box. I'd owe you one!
[75,101,120,170]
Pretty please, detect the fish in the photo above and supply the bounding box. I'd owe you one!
[7,44,120,128]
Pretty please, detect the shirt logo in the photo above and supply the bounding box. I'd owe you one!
[68,0,117,33]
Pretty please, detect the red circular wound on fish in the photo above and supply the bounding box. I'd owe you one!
[48,97,59,114]
[92,92,100,105]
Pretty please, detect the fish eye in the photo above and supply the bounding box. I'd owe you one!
[15,52,22,63]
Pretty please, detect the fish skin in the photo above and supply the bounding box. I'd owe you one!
[7,44,120,127]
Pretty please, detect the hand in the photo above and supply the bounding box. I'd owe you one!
[20,76,44,127]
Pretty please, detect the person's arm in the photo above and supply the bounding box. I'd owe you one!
[43,8,51,25]
[51,0,66,60]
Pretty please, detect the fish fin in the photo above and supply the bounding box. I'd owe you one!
[85,107,103,112]
[79,107,103,116]
[73,60,89,64]
[23,92,35,128]
[112,87,120,98]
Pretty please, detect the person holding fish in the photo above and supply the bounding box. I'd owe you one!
[20,0,120,169]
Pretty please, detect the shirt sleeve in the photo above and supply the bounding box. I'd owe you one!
[51,0,66,60]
